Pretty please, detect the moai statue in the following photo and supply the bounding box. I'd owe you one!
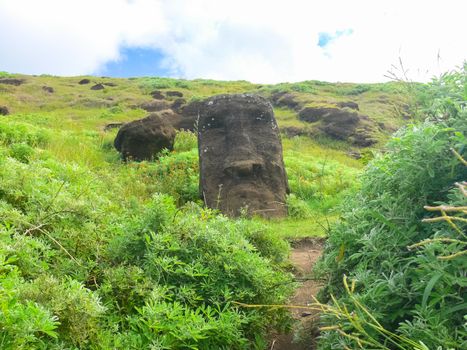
[198,94,289,218]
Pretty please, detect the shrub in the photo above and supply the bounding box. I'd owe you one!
[315,66,467,349]
[0,120,50,147]
[9,143,34,163]
[173,130,198,152]
[0,145,292,348]
[286,194,311,219]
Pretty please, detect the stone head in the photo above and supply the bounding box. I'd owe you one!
[198,94,289,217]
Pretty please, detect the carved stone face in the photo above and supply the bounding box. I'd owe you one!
[198,94,289,218]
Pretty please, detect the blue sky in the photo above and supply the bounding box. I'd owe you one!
[0,0,465,83]
[99,47,171,77]
[318,29,354,48]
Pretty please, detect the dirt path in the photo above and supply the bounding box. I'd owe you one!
[270,238,324,350]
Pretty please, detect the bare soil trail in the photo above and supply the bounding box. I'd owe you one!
[270,238,324,350]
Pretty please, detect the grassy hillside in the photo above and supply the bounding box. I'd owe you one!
[0,72,418,348]
[0,73,412,237]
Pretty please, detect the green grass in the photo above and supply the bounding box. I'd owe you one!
[260,215,337,239]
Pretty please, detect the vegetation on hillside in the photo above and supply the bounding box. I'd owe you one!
[1,67,453,348]
[315,65,466,349]
[0,74,378,348]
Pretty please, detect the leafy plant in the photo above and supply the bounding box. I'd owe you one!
[315,66,467,349]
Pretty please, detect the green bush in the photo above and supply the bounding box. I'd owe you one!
[9,143,34,163]
[315,66,467,349]
[173,130,198,152]
[286,194,311,219]
[0,120,50,147]
[0,143,292,348]
[154,149,200,205]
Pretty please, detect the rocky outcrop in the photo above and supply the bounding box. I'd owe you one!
[198,94,289,218]
[78,78,91,85]
[114,112,176,161]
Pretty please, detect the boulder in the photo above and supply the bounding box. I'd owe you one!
[0,106,9,115]
[150,90,165,100]
[114,112,176,161]
[166,90,183,97]
[171,98,187,112]
[78,78,91,85]
[282,126,309,138]
[171,100,204,131]
[42,86,54,93]
[319,110,377,146]
[0,78,24,86]
[140,100,171,112]
[347,150,362,159]
[272,92,302,110]
[298,107,340,123]
[349,126,378,147]
[337,101,359,110]
[320,109,360,140]
[90,83,105,90]
[198,94,289,218]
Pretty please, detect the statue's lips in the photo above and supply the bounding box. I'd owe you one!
[222,183,274,203]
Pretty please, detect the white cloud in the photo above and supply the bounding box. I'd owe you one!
[0,0,465,82]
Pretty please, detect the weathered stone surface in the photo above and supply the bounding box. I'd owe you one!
[298,107,339,123]
[171,100,204,131]
[150,90,165,99]
[337,101,359,110]
[0,106,9,115]
[90,83,105,90]
[140,100,171,112]
[347,150,362,159]
[171,98,187,112]
[78,78,91,85]
[114,111,176,161]
[198,94,289,218]
[319,109,360,140]
[282,126,310,138]
[42,86,54,93]
[0,78,24,86]
[271,92,302,110]
[319,110,377,146]
[166,90,183,97]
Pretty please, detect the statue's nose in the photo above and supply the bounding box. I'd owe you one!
[223,159,263,177]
